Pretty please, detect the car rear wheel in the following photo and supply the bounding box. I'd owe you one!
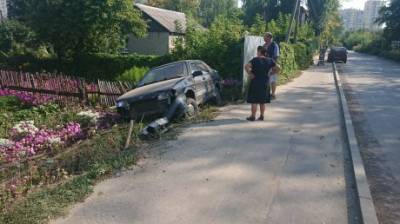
[212,88,223,106]
[185,98,199,119]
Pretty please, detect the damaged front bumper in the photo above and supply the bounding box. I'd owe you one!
[136,95,188,136]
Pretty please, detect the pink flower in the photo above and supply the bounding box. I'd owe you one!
[0,88,54,106]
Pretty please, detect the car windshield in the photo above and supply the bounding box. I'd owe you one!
[139,63,186,86]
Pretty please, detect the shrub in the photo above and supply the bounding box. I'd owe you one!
[1,53,171,81]
[381,50,400,61]
[116,66,149,83]
[278,42,298,83]
[292,43,312,69]
[0,20,36,56]
[0,96,22,110]
[172,15,245,80]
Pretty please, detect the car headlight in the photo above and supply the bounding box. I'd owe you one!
[116,101,128,108]
[157,91,170,100]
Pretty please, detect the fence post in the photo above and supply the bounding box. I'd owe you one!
[29,72,36,90]
[78,78,88,106]
[98,79,102,106]
[0,70,3,88]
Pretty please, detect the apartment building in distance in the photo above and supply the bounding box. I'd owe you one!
[363,0,385,31]
[340,9,364,31]
[340,0,385,31]
[0,0,7,20]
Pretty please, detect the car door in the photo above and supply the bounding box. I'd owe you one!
[189,62,210,103]
[197,61,216,99]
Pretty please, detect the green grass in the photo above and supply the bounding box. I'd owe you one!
[0,123,139,224]
[0,100,85,139]
[0,107,218,224]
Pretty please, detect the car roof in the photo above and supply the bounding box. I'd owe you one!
[331,47,347,50]
[151,60,204,70]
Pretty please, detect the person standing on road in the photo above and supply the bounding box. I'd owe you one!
[263,32,280,100]
[245,46,280,121]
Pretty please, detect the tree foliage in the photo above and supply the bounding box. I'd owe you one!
[8,0,147,58]
[342,31,376,50]
[173,14,245,77]
[0,20,36,56]
[308,0,342,45]
[377,0,400,42]
[242,0,296,25]
[145,0,238,27]
[146,0,200,16]
[198,0,239,26]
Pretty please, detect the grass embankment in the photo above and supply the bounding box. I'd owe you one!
[0,105,219,224]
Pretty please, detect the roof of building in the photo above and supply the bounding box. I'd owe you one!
[135,3,186,34]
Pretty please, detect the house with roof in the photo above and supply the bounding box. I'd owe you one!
[126,3,187,55]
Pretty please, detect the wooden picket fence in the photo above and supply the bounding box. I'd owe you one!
[0,70,134,106]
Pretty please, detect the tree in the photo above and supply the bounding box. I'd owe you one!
[249,14,267,35]
[173,14,245,77]
[146,0,200,16]
[308,0,342,45]
[0,20,36,56]
[145,0,238,27]
[242,0,296,25]
[8,0,147,58]
[199,0,238,26]
[377,0,400,42]
[266,13,291,42]
[242,0,265,25]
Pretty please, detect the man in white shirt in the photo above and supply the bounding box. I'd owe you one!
[263,32,280,100]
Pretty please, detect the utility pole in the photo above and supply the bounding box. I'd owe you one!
[293,0,302,43]
[285,0,301,43]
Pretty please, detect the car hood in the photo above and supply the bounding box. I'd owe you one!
[118,77,185,101]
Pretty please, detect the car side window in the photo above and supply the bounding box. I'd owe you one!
[139,63,186,86]
[197,62,211,72]
[162,63,185,78]
[190,63,203,73]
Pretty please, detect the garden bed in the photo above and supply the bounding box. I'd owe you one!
[0,88,219,224]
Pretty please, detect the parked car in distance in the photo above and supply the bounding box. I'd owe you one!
[116,60,222,121]
[327,47,348,63]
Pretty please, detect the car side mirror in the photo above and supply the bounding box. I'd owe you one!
[192,71,203,77]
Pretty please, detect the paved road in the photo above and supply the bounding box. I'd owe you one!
[337,51,400,224]
[53,66,356,224]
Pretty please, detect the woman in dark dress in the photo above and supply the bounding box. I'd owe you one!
[245,46,280,121]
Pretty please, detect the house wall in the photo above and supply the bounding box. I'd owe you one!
[127,32,170,55]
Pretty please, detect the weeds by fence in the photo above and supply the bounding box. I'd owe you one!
[0,70,134,107]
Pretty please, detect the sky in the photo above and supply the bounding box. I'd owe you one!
[237,0,370,10]
[340,0,369,10]
[238,0,383,10]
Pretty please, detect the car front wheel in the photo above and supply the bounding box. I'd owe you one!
[185,98,199,119]
[213,88,223,106]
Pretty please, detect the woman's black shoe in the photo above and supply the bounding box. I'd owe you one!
[246,116,256,121]
[258,116,264,121]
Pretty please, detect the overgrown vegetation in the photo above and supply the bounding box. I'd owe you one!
[0,0,345,223]
[341,0,400,62]
[1,53,167,81]
[0,94,220,224]
[0,123,139,224]
[8,0,147,58]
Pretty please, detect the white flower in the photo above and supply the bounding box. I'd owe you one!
[77,110,101,124]
[0,138,14,147]
[48,137,62,145]
[12,120,39,135]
